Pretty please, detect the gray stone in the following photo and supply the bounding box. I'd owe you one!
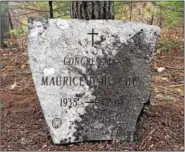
[28,19,160,144]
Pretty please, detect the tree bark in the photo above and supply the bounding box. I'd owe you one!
[70,1,114,19]
[0,1,10,47]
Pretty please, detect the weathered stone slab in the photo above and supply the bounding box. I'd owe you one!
[28,19,160,144]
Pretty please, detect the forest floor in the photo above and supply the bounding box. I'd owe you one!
[0,27,184,151]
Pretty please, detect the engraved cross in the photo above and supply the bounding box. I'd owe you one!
[88,28,98,47]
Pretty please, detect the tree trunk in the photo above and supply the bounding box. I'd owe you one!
[158,2,162,28]
[150,7,155,25]
[8,11,13,30]
[49,1,54,18]
[70,1,114,19]
[0,1,10,47]
[129,2,132,21]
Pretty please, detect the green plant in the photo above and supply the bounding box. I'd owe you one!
[10,26,26,37]
[154,1,184,27]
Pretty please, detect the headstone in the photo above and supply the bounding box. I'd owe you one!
[28,19,160,144]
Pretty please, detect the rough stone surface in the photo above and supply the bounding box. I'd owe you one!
[28,19,160,144]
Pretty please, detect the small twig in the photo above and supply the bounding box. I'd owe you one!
[156,84,184,88]
[168,84,184,88]
[165,66,184,70]
[155,85,171,90]
[2,71,32,77]
[140,129,155,149]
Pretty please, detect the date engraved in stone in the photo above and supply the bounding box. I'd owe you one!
[60,98,79,107]
[85,95,128,107]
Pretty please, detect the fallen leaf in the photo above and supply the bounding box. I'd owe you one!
[155,94,163,100]
[175,88,184,96]
[157,67,166,72]
[21,64,26,70]
[42,144,48,149]
[161,77,168,81]
[180,146,184,150]
[10,81,17,90]
[0,49,8,55]
[163,96,174,101]
[153,76,168,82]
[156,49,161,54]
[154,87,160,93]
[155,94,174,101]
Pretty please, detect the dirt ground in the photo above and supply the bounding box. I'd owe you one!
[0,28,184,151]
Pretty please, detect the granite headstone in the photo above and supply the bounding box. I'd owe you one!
[28,19,160,144]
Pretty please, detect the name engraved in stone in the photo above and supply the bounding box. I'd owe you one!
[41,76,84,86]
[63,57,124,66]
[100,75,140,87]
[64,57,96,66]
[41,75,141,87]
